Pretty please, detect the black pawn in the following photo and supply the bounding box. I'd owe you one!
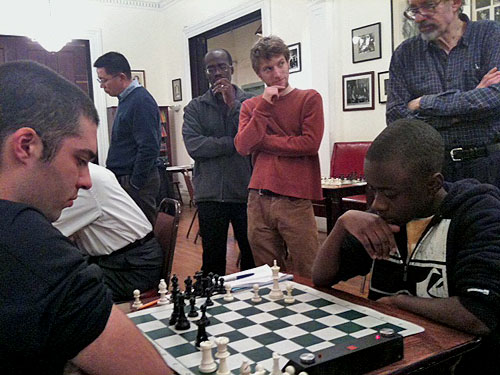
[171,274,179,291]
[185,276,193,298]
[195,319,208,348]
[174,293,190,330]
[188,296,198,318]
[218,277,225,294]
[197,304,210,327]
[204,287,214,307]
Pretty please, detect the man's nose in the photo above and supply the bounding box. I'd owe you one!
[371,192,387,212]
[78,166,92,190]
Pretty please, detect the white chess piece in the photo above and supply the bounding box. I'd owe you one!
[157,279,169,305]
[251,283,262,303]
[268,260,284,300]
[271,352,282,375]
[223,283,234,302]
[254,363,266,375]
[240,360,251,375]
[298,372,308,375]
[199,340,217,373]
[284,283,295,304]
[283,365,296,374]
[215,336,230,375]
[132,289,143,309]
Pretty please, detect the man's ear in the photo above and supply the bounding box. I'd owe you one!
[427,172,444,195]
[10,127,42,163]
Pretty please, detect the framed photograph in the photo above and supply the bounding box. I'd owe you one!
[351,23,381,63]
[378,71,390,104]
[287,42,302,73]
[172,78,182,102]
[342,71,375,111]
[390,0,418,51]
[131,70,146,87]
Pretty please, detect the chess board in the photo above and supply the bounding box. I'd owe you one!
[128,281,424,375]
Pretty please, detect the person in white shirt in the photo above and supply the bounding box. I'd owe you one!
[54,162,163,301]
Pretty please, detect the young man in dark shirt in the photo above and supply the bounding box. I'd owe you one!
[0,61,172,375]
[313,119,499,374]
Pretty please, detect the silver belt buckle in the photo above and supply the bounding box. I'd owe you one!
[450,147,463,162]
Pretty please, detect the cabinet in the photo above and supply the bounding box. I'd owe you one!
[106,105,172,165]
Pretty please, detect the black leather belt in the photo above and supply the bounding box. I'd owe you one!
[449,143,500,162]
[251,189,300,201]
[119,232,155,253]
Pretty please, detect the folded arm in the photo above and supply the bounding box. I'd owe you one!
[313,211,400,287]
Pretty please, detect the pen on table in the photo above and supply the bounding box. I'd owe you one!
[136,298,159,310]
[224,272,255,282]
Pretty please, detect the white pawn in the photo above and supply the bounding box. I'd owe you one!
[223,283,234,302]
[298,372,308,375]
[215,336,230,375]
[199,340,217,373]
[284,283,295,304]
[254,364,266,375]
[271,352,282,375]
[251,284,262,303]
[240,360,251,375]
[132,289,143,309]
[157,279,169,305]
[283,365,295,375]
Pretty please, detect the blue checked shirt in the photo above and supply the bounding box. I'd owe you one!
[387,15,500,148]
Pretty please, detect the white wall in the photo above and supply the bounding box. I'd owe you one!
[1,0,400,172]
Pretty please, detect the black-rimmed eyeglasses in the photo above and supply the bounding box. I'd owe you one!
[404,0,443,20]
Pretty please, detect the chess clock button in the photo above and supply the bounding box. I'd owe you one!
[379,328,395,337]
[299,353,315,364]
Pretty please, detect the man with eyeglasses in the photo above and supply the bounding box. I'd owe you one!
[182,49,255,276]
[387,0,500,188]
[94,52,161,226]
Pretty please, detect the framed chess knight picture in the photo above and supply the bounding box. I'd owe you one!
[131,70,146,87]
[352,23,381,63]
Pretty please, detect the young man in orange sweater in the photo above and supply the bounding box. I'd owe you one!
[235,36,324,277]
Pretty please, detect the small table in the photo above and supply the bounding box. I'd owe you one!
[322,181,367,233]
[165,165,194,205]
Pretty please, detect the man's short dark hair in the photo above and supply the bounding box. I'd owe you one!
[204,49,233,66]
[366,119,444,178]
[250,35,290,74]
[0,61,99,162]
[94,51,132,79]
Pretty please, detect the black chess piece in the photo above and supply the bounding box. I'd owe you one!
[174,293,190,330]
[217,277,225,294]
[184,276,193,298]
[193,271,203,297]
[188,296,198,318]
[204,287,214,307]
[195,319,208,348]
[213,274,220,293]
[171,274,179,291]
[197,304,210,327]
[169,293,179,326]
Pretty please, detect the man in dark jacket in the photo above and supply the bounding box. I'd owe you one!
[313,119,499,374]
[182,49,255,276]
[94,52,161,226]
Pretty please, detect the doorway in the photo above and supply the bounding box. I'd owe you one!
[188,10,262,98]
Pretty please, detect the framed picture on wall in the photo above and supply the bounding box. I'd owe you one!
[351,23,381,63]
[342,71,375,111]
[131,70,146,87]
[378,71,390,104]
[172,78,182,102]
[390,0,418,51]
[287,42,302,73]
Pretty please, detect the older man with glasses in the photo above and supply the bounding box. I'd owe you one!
[387,0,500,189]
[182,49,255,277]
